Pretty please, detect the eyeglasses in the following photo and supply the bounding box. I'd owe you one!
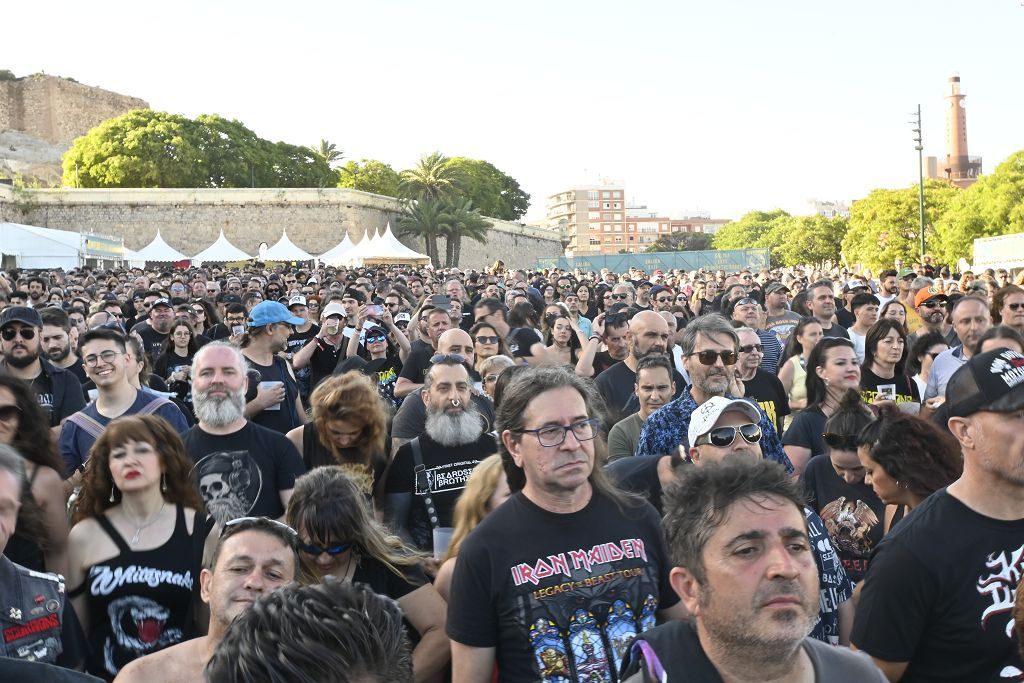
[192,307,205,315]
[301,541,354,557]
[822,432,859,451]
[84,350,124,367]
[1007,303,1024,311]
[475,335,500,344]
[655,297,672,303]
[686,350,737,366]
[738,344,764,354]
[696,423,762,448]
[611,293,629,300]
[919,301,943,309]
[430,353,466,365]
[223,516,298,538]
[1,327,35,341]
[365,334,387,344]
[734,297,759,307]
[514,417,601,447]
[0,405,21,422]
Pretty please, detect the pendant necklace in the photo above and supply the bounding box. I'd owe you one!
[125,501,166,545]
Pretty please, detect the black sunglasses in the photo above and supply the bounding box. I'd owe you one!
[430,353,467,365]
[696,423,762,448]
[475,335,500,344]
[738,344,764,354]
[918,301,943,309]
[0,405,22,422]
[687,350,737,366]
[1,327,35,341]
[611,293,630,300]
[300,541,354,557]
[365,334,388,344]
[1007,303,1024,311]
[822,432,859,451]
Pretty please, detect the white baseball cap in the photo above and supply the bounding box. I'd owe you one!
[320,302,347,320]
[687,396,762,448]
[287,295,307,308]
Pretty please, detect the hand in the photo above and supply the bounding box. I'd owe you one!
[381,306,394,327]
[253,383,286,410]
[728,369,745,397]
[591,312,606,339]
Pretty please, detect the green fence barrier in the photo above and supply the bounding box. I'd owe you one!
[536,249,770,273]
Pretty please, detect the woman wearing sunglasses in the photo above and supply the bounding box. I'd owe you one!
[782,337,861,475]
[286,466,450,681]
[469,321,508,375]
[799,390,883,584]
[908,331,949,400]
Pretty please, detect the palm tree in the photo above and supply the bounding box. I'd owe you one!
[440,197,491,267]
[310,139,344,167]
[399,152,457,201]
[398,197,448,267]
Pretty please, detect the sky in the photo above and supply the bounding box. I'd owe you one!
[6,1,1023,224]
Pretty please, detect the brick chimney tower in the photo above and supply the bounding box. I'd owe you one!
[943,74,981,188]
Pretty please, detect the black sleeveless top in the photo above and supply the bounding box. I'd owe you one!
[77,505,206,681]
[5,465,45,571]
[247,355,301,434]
[300,423,386,502]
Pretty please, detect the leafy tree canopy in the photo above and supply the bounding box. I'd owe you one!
[447,157,530,221]
[61,109,335,188]
[767,215,849,268]
[712,209,791,265]
[337,159,400,197]
[645,231,713,253]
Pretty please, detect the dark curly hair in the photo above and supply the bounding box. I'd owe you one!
[857,407,962,499]
[72,414,203,524]
[0,375,64,474]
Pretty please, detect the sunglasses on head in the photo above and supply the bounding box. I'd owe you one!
[1,327,35,341]
[822,432,859,451]
[696,423,761,448]
[687,349,737,366]
[0,405,22,422]
[300,540,354,557]
[222,516,298,538]
[430,353,466,365]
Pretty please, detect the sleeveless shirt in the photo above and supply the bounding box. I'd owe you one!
[78,505,205,681]
[246,355,301,434]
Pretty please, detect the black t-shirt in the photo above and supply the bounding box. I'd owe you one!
[821,322,851,339]
[29,363,86,427]
[859,366,920,405]
[299,423,386,501]
[606,456,666,515]
[781,406,827,458]
[306,338,345,391]
[0,659,102,683]
[505,327,543,359]
[447,490,679,682]
[287,324,320,398]
[352,555,427,603]
[65,358,88,386]
[390,389,494,441]
[131,323,169,360]
[385,432,495,551]
[852,490,1024,681]
[244,355,302,434]
[836,305,856,329]
[592,350,620,376]
[743,369,791,437]
[398,339,434,383]
[183,422,306,526]
[800,455,885,583]
[336,355,404,408]
[596,361,687,425]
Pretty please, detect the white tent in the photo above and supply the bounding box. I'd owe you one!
[339,228,379,267]
[134,229,188,263]
[317,233,355,266]
[263,230,313,261]
[365,222,431,265]
[0,222,83,269]
[192,230,252,265]
[122,247,146,269]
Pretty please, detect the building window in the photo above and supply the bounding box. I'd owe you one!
[588,200,599,208]
[588,191,599,201]
[614,236,623,243]
[602,191,611,198]
[589,238,601,245]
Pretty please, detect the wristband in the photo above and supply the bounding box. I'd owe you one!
[589,335,601,342]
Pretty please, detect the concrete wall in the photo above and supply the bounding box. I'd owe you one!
[0,74,148,146]
[0,185,561,269]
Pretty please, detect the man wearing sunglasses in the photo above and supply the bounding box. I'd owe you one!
[908,285,955,347]
[635,315,792,473]
[113,517,299,683]
[0,306,85,430]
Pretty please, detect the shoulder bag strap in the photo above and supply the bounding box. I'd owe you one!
[410,437,440,530]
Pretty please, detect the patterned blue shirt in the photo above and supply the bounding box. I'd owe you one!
[634,386,794,473]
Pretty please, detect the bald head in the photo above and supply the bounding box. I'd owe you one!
[630,311,671,361]
[438,328,475,365]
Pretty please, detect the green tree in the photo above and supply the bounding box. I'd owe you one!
[398,197,447,267]
[932,150,1024,265]
[843,180,960,273]
[645,231,714,253]
[310,139,344,168]
[769,215,849,268]
[439,197,491,267]
[713,209,791,265]
[337,159,400,196]
[448,157,530,220]
[399,152,457,200]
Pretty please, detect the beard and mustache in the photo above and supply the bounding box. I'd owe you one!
[193,383,246,427]
[425,404,484,447]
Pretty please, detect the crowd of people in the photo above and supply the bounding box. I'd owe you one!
[0,256,1021,682]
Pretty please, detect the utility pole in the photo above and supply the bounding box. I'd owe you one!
[911,105,926,262]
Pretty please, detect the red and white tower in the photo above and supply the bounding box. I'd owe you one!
[943,74,982,188]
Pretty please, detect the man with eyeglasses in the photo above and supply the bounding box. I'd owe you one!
[59,328,188,477]
[649,285,674,313]
[735,326,790,437]
[112,516,300,683]
[237,301,306,435]
[0,306,85,430]
[385,355,495,554]
[635,315,792,473]
[727,296,783,374]
[448,365,687,681]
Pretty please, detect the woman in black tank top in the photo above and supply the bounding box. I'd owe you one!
[66,415,212,681]
[286,373,389,510]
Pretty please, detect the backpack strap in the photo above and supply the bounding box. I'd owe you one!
[65,412,106,440]
[628,639,667,683]
[137,395,173,415]
[409,437,440,530]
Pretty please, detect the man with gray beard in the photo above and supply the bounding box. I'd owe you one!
[385,355,497,554]
[182,342,305,525]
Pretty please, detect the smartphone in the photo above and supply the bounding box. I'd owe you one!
[430,294,451,307]
[366,304,384,317]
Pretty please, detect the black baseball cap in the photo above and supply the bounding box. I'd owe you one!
[0,306,43,329]
[946,348,1024,418]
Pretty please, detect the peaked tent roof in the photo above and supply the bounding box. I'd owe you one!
[317,233,355,266]
[192,231,252,264]
[134,229,187,262]
[371,223,430,262]
[339,228,380,267]
[263,230,313,261]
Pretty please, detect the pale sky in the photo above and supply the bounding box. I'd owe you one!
[6,1,1023,224]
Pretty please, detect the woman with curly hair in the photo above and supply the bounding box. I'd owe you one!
[857,406,963,533]
[67,415,214,681]
[286,466,449,681]
[286,372,389,507]
[0,375,70,577]
[433,454,510,602]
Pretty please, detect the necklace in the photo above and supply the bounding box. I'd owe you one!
[123,501,166,545]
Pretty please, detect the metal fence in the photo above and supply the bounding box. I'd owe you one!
[536,248,770,273]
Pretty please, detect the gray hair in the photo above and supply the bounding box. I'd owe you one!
[680,314,739,356]
[612,282,636,296]
[0,444,26,495]
[193,341,247,372]
[733,326,758,338]
[480,354,515,377]
[910,276,934,293]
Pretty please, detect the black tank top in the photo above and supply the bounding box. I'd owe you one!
[247,355,301,434]
[5,464,46,571]
[81,505,202,681]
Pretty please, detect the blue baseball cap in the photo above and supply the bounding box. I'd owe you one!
[246,301,305,328]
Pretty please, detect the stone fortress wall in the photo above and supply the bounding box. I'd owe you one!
[0,185,562,269]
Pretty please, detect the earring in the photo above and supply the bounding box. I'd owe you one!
[161,472,168,493]
[109,485,116,503]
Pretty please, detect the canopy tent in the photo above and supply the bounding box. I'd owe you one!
[122,247,146,269]
[361,223,431,266]
[0,222,82,269]
[263,230,313,262]
[337,228,379,267]
[134,229,188,263]
[192,230,252,265]
[317,233,355,267]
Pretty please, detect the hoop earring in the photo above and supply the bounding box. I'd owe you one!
[161,472,167,493]
[109,485,116,503]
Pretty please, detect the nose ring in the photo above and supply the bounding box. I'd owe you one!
[451,399,461,407]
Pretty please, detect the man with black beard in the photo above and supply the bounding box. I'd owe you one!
[182,342,305,525]
[0,306,84,429]
[385,356,496,554]
[595,310,686,424]
[40,307,87,384]
[129,295,175,360]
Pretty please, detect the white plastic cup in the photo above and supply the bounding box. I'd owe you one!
[432,527,454,560]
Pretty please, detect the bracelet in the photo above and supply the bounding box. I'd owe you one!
[589,335,601,341]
